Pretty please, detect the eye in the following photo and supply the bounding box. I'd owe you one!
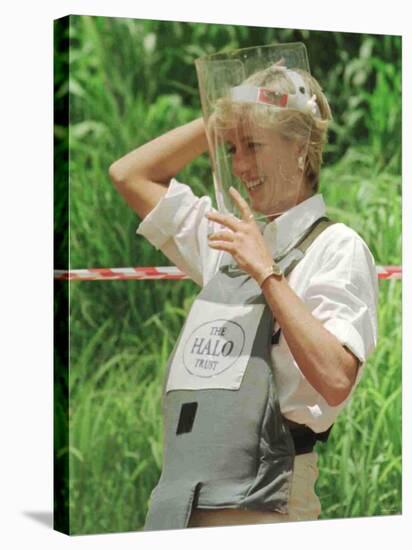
[248,141,263,150]
[225,144,236,155]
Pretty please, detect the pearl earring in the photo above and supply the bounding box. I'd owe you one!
[298,156,305,171]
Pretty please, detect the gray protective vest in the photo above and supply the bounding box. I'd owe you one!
[144,217,334,531]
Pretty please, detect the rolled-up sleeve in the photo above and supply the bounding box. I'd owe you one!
[136,178,223,286]
[304,230,379,381]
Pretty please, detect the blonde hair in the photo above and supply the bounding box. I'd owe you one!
[212,66,332,192]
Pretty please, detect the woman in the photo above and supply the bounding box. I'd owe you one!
[109,45,378,530]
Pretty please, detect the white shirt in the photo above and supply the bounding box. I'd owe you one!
[136,178,378,433]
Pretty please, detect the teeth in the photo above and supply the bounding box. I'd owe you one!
[245,177,266,190]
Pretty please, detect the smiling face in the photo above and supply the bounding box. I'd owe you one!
[219,121,313,217]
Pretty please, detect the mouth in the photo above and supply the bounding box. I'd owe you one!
[244,176,266,192]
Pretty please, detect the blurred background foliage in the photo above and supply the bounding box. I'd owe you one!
[54,15,402,534]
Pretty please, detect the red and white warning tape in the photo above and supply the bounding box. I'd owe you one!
[54,265,402,281]
[375,266,402,280]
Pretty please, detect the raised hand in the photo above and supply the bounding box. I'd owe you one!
[207,187,274,282]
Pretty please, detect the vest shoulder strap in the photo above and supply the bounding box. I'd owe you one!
[296,216,335,255]
[279,216,336,445]
[282,216,335,277]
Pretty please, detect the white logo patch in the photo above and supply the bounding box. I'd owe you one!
[166,299,265,392]
[183,319,245,377]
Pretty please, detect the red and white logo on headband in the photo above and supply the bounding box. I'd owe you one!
[257,88,288,107]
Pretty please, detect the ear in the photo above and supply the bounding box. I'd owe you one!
[297,140,309,158]
[295,140,308,172]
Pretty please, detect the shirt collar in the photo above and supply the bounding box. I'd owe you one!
[261,194,326,258]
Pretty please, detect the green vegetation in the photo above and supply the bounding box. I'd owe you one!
[55,15,401,534]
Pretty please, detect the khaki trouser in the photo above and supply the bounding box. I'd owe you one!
[188,451,321,528]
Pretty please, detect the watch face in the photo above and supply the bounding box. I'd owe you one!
[272,262,283,276]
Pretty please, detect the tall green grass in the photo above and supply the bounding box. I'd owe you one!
[57,16,402,534]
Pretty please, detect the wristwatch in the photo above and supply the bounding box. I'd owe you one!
[258,261,283,288]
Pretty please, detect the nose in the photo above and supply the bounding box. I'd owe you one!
[232,147,253,180]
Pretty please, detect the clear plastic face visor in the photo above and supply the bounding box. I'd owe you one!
[195,43,320,221]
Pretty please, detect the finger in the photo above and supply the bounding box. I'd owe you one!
[208,240,235,254]
[228,187,254,222]
[208,230,234,242]
[206,211,241,231]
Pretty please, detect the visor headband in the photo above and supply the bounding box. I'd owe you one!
[229,69,321,119]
